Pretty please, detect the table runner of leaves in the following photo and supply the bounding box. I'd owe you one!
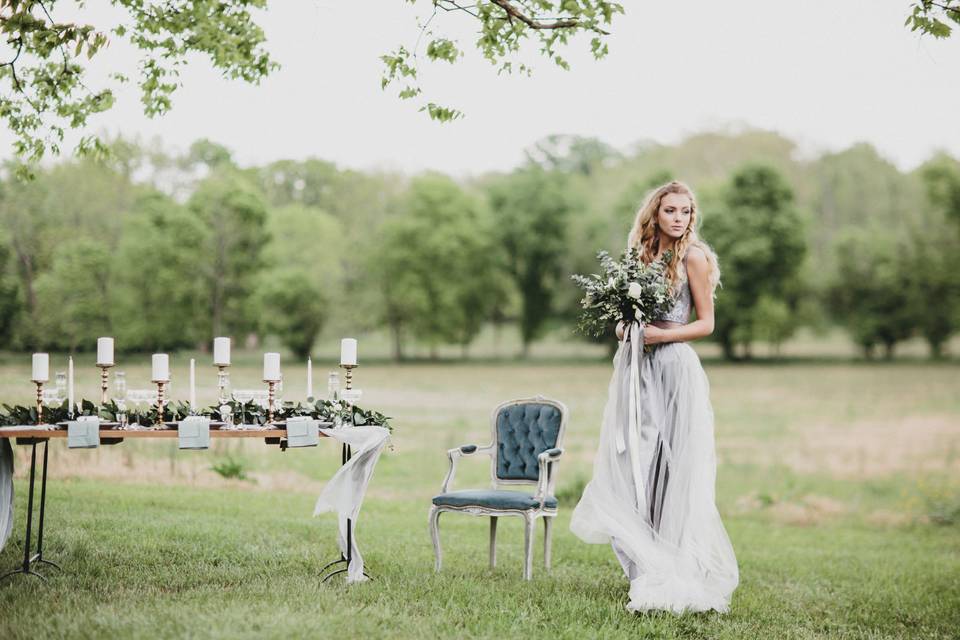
[0,398,391,431]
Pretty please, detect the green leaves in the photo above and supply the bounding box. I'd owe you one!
[0,0,277,173]
[0,396,393,430]
[382,1,623,122]
[906,1,960,38]
[570,248,672,338]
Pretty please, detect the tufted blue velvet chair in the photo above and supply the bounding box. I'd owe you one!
[429,396,568,580]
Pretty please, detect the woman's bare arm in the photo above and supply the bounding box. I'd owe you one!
[643,246,714,345]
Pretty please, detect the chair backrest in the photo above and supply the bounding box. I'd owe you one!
[490,396,567,486]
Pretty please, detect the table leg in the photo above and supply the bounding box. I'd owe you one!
[0,441,45,582]
[32,439,60,571]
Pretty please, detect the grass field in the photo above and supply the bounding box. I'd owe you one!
[1,340,959,639]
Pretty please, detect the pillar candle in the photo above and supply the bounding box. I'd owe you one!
[152,354,170,382]
[32,353,49,382]
[340,338,357,366]
[189,358,196,409]
[96,337,114,366]
[263,352,281,382]
[306,357,313,399]
[213,337,230,366]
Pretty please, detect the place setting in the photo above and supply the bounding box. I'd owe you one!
[0,335,391,584]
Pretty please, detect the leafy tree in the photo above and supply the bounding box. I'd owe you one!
[0,232,21,345]
[920,152,960,233]
[906,154,960,357]
[256,270,328,360]
[372,173,503,360]
[526,135,623,177]
[827,233,914,359]
[702,164,807,359]
[183,139,236,173]
[905,230,959,358]
[485,166,573,356]
[32,238,112,351]
[807,143,922,269]
[0,164,51,329]
[110,191,206,351]
[257,203,344,353]
[255,159,340,211]
[187,170,268,337]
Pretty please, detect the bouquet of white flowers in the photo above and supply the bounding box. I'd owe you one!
[571,248,674,338]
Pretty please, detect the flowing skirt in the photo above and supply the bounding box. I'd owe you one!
[570,333,739,614]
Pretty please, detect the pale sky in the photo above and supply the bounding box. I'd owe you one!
[3,1,958,175]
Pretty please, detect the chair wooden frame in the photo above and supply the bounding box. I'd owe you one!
[428,395,568,580]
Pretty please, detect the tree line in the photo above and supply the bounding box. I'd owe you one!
[1,131,958,361]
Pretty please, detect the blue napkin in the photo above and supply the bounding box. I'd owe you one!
[178,416,211,450]
[67,416,100,449]
[286,416,319,448]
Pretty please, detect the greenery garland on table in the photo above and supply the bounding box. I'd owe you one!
[1,397,392,431]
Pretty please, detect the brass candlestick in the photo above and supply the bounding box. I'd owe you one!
[216,364,231,406]
[339,364,358,429]
[265,380,277,424]
[154,380,167,426]
[341,364,356,391]
[98,363,113,406]
[35,381,44,425]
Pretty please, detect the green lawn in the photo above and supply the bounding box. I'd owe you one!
[1,352,959,639]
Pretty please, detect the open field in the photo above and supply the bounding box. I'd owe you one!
[1,347,959,639]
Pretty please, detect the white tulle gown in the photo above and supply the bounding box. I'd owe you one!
[570,314,739,614]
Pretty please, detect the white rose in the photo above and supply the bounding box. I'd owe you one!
[627,282,643,299]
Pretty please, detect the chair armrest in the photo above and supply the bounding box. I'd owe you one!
[535,447,564,507]
[441,443,493,493]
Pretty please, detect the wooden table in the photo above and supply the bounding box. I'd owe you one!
[0,424,363,584]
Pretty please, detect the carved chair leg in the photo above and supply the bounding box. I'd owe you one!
[544,515,554,571]
[429,506,442,572]
[523,512,535,581]
[489,516,498,568]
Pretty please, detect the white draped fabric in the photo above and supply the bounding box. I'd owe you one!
[0,439,12,551]
[314,425,391,583]
[570,322,739,614]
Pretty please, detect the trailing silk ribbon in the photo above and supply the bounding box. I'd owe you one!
[615,321,674,514]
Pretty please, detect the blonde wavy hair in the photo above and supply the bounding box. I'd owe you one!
[626,180,721,295]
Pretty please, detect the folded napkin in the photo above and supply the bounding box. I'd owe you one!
[67,416,100,449]
[178,416,211,450]
[285,416,319,448]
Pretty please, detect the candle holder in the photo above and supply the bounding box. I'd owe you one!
[98,363,114,406]
[341,364,357,392]
[153,380,167,427]
[265,379,278,424]
[34,380,45,425]
[216,364,231,406]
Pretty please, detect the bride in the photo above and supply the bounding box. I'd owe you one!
[570,180,739,614]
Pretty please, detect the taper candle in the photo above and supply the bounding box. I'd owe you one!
[152,354,170,382]
[32,353,49,382]
[68,356,74,413]
[213,337,230,366]
[306,357,313,399]
[97,336,114,366]
[263,352,281,382]
[189,358,196,409]
[340,338,357,366]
